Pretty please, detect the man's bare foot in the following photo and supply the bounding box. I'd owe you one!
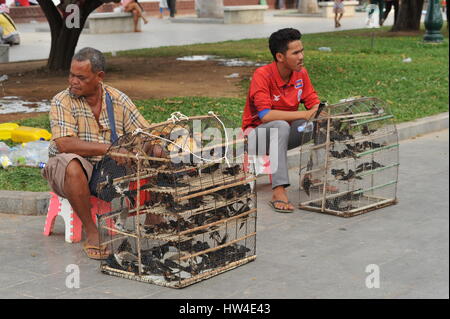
[86,230,101,247]
[134,29,142,32]
[143,19,149,24]
[271,186,294,211]
[83,231,109,259]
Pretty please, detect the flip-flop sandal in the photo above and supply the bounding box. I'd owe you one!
[83,242,110,260]
[269,200,294,213]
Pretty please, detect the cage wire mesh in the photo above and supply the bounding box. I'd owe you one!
[298,97,399,217]
[96,114,257,288]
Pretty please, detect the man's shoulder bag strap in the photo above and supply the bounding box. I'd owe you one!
[105,90,119,144]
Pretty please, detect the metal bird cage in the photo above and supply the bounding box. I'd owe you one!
[298,97,399,217]
[96,113,257,288]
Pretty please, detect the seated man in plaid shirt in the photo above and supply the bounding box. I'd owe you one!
[42,47,158,260]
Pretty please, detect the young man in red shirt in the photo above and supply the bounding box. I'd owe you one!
[242,28,321,213]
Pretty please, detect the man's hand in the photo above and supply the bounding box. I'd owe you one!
[143,143,167,158]
[111,147,133,166]
[308,104,329,122]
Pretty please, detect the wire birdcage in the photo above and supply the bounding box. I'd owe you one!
[298,97,399,217]
[96,113,257,288]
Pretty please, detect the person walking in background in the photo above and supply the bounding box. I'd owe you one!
[167,0,176,18]
[333,0,344,28]
[121,0,148,32]
[382,0,398,25]
[277,0,286,10]
[159,0,170,19]
[367,0,384,27]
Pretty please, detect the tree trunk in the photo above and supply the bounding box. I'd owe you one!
[297,0,319,14]
[195,0,224,19]
[37,0,105,71]
[391,0,425,31]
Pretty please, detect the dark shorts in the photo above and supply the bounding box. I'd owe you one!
[41,153,94,198]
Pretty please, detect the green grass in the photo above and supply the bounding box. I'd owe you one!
[0,116,53,191]
[1,27,448,192]
[120,27,449,123]
[18,115,51,131]
[0,166,49,192]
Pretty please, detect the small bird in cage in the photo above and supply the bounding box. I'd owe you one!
[355,160,384,173]
[361,124,377,135]
[330,149,356,159]
[301,175,313,196]
[370,104,384,115]
[330,127,354,142]
[332,168,361,181]
[338,169,362,181]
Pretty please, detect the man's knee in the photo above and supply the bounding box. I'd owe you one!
[65,159,88,183]
[270,120,291,137]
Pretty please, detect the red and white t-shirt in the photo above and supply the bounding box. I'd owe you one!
[241,62,320,132]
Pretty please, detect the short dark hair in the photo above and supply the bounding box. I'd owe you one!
[72,47,106,73]
[269,28,302,62]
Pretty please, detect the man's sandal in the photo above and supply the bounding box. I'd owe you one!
[83,242,110,260]
[269,200,294,213]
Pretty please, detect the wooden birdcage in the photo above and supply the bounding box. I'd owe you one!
[298,97,399,217]
[96,113,257,288]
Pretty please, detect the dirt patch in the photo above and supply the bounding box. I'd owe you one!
[0,112,48,123]
[0,56,256,122]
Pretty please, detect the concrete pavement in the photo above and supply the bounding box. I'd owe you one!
[0,129,448,299]
[8,11,396,63]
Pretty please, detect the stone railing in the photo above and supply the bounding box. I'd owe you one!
[223,5,268,24]
[88,12,138,34]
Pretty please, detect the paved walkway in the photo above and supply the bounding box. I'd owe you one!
[0,129,448,299]
[9,11,396,63]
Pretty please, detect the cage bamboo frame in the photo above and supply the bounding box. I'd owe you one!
[96,114,257,288]
[298,97,399,217]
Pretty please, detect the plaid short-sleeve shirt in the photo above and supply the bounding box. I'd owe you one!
[48,83,150,163]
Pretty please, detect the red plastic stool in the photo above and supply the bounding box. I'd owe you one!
[243,153,272,183]
[43,192,112,243]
